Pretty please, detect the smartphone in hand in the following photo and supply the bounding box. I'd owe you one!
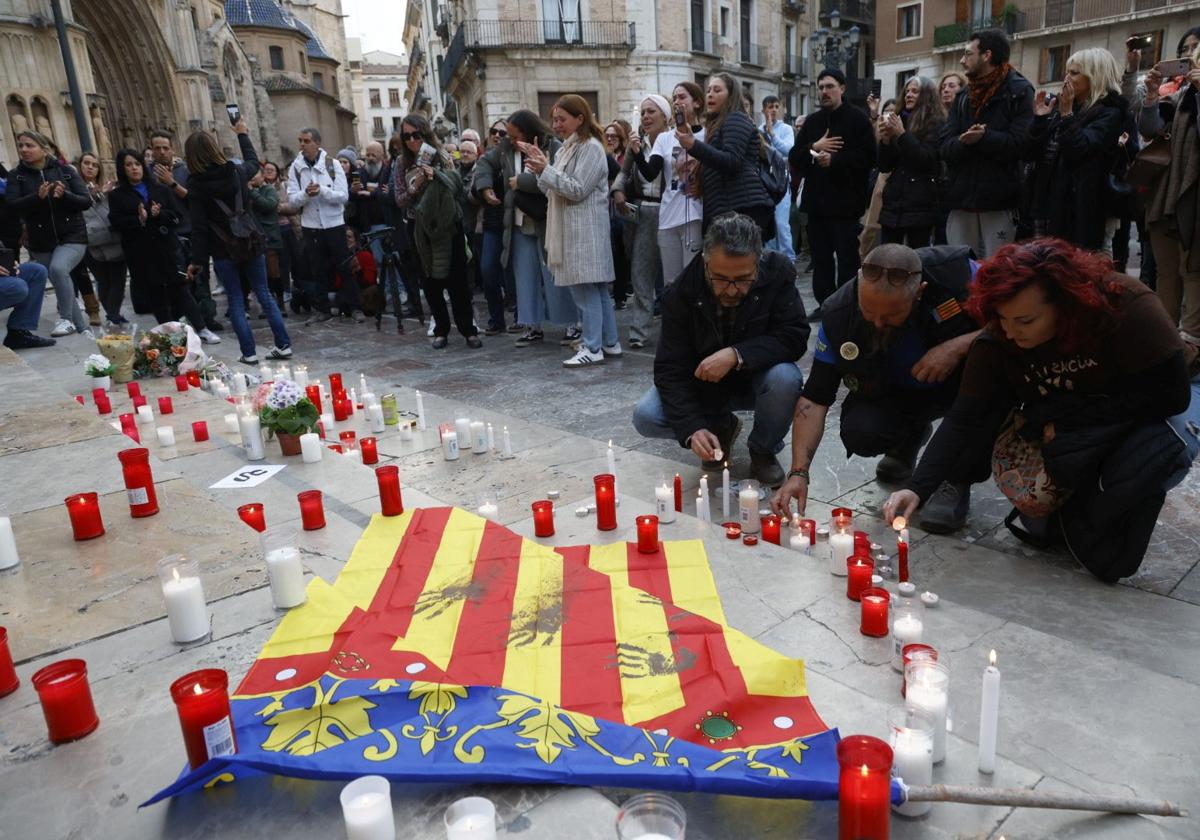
[674,109,686,128]
[1154,58,1192,78]
[225,103,241,126]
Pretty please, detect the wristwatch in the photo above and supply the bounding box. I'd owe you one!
[733,347,744,370]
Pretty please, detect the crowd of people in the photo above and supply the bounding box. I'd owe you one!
[1,26,1198,577]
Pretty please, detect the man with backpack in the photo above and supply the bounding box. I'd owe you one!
[790,68,877,313]
[759,95,796,260]
[286,127,362,324]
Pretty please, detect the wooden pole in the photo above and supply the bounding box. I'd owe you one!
[904,784,1188,818]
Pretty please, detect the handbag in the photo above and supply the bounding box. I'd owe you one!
[1125,132,1171,191]
[757,131,790,205]
[211,174,265,262]
[512,187,547,221]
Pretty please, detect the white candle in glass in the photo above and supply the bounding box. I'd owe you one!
[889,707,934,817]
[238,411,265,461]
[415,390,426,430]
[606,440,618,500]
[136,404,154,425]
[231,372,247,395]
[442,430,460,461]
[501,426,512,458]
[399,421,413,442]
[655,483,676,523]
[978,649,1001,774]
[359,373,368,397]
[486,422,495,452]
[829,529,853,576]
[722,465,730,520]
[0,504,20,570]
[156,425,176,447]
[738,485,760,534]
[340,776,396,840]
[444,796,496,840]
[299,432,322,463]
[906,664,949,764]
[266,546,306,609]
[455,417,472,449]
[293,365,309,387]
[319,413,334,437]
[368,403,386,433]
[223,413,239,433]
[471,421,487,452]
[361,392,375,409]
[162,568,208,643]
[788,521,807,551]
[891,612,924,672]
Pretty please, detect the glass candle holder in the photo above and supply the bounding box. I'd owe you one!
[635,515,659,554]
[328,443,344,455]
[904,659,949,764]
[615,792,686,840]
[901,644,938,699]
[333,399,351,422]
[532,500,555,537]
[723,521,742,539]
[132,394,147,411]
[117,447,159,517]
[304,385,323,415]
[859,587,890,637]
[475,491,499,522]
[836,734,893,840]
[830,507,854,576]
[32,659,99,744]
[738,480,761,534]
[0,626,19,697]
[761,513,782,545]
[328,372,343,393]
[887,704,935,817]
[157,396,174,415]
[375,466,404,516]
[157,554,209,643]
[854,529,871,554]
[360,436,379,465]
[192,420,209,442]
[594,474,617,531]
[339,430,358,450]
[261,526,306,610]
[846,555,874,601]
[170,668,237,769]
[174,374,188,392]
[65,492,105,541]
[126,381,141,399]
[890,598,925,672]
[298,490,326,530]
[237,503,266,533]
[341,775,396,840]
[186,370,201,387]
[444,795,495,839]
[95,395,111,415]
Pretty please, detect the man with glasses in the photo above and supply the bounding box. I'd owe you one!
[632,212,810,487]
[771,243,983,532]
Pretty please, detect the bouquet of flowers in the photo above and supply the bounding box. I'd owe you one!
[259,379,318,438]
[132,322,205,379]
[96,325,136,383]
[83,354,114,378]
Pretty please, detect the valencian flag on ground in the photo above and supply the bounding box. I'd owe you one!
[145,507,902,805]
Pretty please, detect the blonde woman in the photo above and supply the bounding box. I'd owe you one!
[1024,47,1128,249]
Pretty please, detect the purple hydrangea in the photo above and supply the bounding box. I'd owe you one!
[266,379,304,410]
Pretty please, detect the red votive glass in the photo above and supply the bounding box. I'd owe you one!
[95,395,111,415]
[743,534,759,546]
[0,627,19,697]
[532,500,556,537]
[328,444,344,454]
[237,503,266,532]
[593,474,617,531]
[131,394,146,410]
[837,734,893,840]
[375,466,404,516]
[297,490,326,530]
[328,373,343,393]
[846,555,874,601]
[73,394,84,405]
[339,430,358,450]
[65,493,105,540]
[32,659,99,744]
[800,518,817,546]
[901,643,939,698]
[158,396,174,415]
[360,436,378,464]
[117,448,158,517]
[333,399,351,422]
[118,413,140,443]
[860,587,891,637]
[761,514,782,545]
[185,370,201,388]
[723,521,742,539]
[305,385,323,415]
[636,515,659,553]
[192,421,209,442]
[91,387,106,402]
[174,375,188,392]
[126,382,141,399]
[170,669,237,770]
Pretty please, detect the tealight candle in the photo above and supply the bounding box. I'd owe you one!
[920,590,939,607]
[170,668,237,769]
[594,474,617,531]
[158,396,174,415]
[532,500,555,537]
[636,514,659,553]
[237,503,266,532]
[837,735,892,840]
[118,447,159,517]
[375,466,403,516]
[32,659,99,744]
[297,490,326,531]
[476,498,499,522]
[723,521,742,539]
[65,493,105,540]
[859,587,890,637]
[360,436,379,465]
[846,555,874,601]
[444,796,496,840]
[156,425,176,447]
[299,432,322,463]
[192,421,209,442]
[157,555,209,643]
[761,514,781,545]
[262,527,306,609]
[655,481,677,523]
[174,375,188,392]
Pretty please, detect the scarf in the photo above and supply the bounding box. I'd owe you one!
[545,133,583,271]
[967,63,1012,120]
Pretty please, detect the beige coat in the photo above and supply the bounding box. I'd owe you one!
[538,135,614,287]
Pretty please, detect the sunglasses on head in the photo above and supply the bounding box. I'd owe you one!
[861,263,922,285]
[490,128,507,137]
[401,131,422,141]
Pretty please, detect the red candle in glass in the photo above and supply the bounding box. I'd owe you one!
[635,515,659,553]
[723,521,742,539]
[846,555,874,601]
[118,413,140,444]
[31,659,99,744]
[192,420,209,442]
[328,373,343,393]
[360,436,379,464]
[95,395,111,415]
[158,396,174,415]
[126,382,141,398]
[131,394,147,410]
[854,530,871,554]
[117,448,158,517]
[673,473,682,512]
[901,643,938,698]
[174,374,188,392]
[333,398,351,422]
[170,669,237,770]
[837,734,893,840]
[65,493,105,540]
[761,514,782,545]
[298,490,326,530]
[859,587,891,637]
[742,534,759,546]
[186,370,201,387]
[594,474,617,531]
[800,518,817,546]
[73,394,84,405]
[237,503,266,532]
[328,444,344,454]
[305,385,323,414]
[0,627,19,698]
[532,500,555,537]
[91,387,106,402]
[339,430,358,450]
[375,466,404,516]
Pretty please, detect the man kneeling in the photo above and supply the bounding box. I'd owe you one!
[632,212,810,486]
[771,243,982,531]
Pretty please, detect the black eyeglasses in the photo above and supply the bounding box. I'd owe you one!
[705,267,755,292]
[861,263,922,286]
[489,128,507,137]
[401,131,422,141]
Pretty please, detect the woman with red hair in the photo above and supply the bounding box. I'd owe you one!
[885,238,1196,582]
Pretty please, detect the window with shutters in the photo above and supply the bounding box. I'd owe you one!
[897,3,922,40]
[369,88,381,108]
[1039,44,1070,84]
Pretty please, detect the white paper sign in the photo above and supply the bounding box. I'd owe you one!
[210,464,286,489]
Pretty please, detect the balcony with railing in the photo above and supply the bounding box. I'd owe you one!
[740,40,764,66]
[933,10,1025,47]
[819,0,873,26]
[935,0,1191,47]
[690,28,717,54]
[459,19,635,49]
[782,54,807,77]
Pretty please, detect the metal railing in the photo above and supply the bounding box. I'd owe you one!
[459,19,635,49]
[820,0,873,24]
[690,28,717,54]
[783,54,807,77]
[1020,0,1185,29]
[741,40,764,65]
[933,11,1024,47]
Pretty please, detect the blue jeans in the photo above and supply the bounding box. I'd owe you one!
[568,282,617,353]
[511,229,546,328]
[632,362,804,455]
[767,196,795,259]
[0,262,49,331]
[481,228,510,330]
[212,255,291,358]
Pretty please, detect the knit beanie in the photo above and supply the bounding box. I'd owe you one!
[336,147,358,164]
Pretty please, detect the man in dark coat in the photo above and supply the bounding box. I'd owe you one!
[632,212,810,487]
[939,28,1035,257]
[790,67,877,309]
[771,244,985,532]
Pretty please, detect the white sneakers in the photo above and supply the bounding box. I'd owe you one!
[562,347,604,367]
[602,342,623,357]
[51,319,75,337]
[266,345,292,359]
[198,328,222,344]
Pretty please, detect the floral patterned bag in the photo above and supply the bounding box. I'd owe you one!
[990,413,1070,518]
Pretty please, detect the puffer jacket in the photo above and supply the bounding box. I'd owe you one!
[4,157,90,251]
[82,186,123,261]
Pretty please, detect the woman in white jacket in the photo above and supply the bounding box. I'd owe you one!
[522,94,619,368]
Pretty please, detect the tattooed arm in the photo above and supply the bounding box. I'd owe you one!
[770,396,830,517]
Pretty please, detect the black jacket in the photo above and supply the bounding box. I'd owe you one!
[690,111,775,220]
[185,132,261,266]
[939,69,1035,211]
[1022,92,1129,249]
[108,180,183,289]
[878,117,944,229]
[4,157,90,251]
[352,160,392,230]
[791,102,877,219]
[654,251,810,445]
[0,166,22,250]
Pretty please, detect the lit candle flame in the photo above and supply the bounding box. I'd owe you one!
[860,763,869,777]
[193,682,203,696]
[892,516,907,531]
[172,567,180,583]
[989,649,997,667]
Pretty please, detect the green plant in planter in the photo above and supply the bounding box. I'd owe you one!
[84,353,115,378]
[259,379,319,437]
